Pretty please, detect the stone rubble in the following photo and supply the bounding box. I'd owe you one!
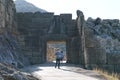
[0,63,39,80]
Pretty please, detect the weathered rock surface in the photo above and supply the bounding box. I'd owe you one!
[0,0,29,68]
[86,17,120,52]
[86,17,120,72]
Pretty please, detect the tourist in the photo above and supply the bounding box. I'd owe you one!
[55,48,63,69]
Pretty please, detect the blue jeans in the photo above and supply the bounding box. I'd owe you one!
[55,58,61,68]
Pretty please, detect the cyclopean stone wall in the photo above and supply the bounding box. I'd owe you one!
[76,11,107,69]
[85,17,120,72]
[0,0,29,68]
[17,12,54,64]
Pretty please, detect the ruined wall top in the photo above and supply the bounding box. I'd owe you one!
[0,0,17,35]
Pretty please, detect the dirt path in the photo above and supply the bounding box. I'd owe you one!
[22,62,107,80]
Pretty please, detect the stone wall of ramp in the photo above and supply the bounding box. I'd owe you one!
[0,0,29,68]
[85,17,120,72]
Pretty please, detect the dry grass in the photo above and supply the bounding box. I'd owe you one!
[94,68,119,80]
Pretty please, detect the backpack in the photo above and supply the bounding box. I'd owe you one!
[56,55,62,59]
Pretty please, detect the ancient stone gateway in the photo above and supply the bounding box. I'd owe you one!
[17,12,82,63]
[17,11,106,69]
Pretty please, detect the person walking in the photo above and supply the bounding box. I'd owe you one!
[55,48,63,69]
[60,51,64,61]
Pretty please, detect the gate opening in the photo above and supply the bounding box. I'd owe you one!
[46,41,67,63]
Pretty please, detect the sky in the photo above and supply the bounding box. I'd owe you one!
[22,0,120,20]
